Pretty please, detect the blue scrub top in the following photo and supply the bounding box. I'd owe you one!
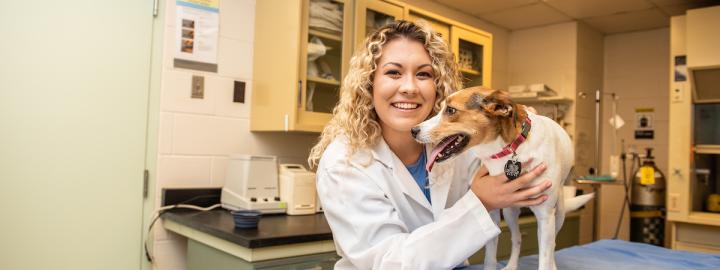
[405,150,431,204]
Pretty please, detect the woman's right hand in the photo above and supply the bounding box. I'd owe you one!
[470,162,552,211]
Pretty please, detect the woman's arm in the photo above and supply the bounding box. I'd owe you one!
[318,164,501,270]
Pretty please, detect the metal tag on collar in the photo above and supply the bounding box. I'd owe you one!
[504,152,522,180]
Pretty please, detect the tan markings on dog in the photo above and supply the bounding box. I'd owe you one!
[428,87,528,148]
[481,90,528,143]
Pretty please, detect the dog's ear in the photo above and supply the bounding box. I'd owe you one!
[481,90,514,117]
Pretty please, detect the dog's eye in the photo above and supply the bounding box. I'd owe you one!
[445,106,457,115]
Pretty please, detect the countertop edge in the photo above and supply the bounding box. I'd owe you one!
[164,219,336,262]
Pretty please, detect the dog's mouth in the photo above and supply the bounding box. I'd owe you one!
[426,133,470,172]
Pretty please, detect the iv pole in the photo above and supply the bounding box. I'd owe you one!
[583,90,619,241]
[593,90,619,176]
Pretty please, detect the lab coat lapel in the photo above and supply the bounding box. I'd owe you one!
[428,145,453,219]
[371,139,432,212]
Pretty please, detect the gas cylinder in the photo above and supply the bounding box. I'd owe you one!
[630,148,666,246]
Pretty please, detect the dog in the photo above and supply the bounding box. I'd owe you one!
[412,87,594,270]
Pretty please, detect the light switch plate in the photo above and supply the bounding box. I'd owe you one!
[192,75,204,99]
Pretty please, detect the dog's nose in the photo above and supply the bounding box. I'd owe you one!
[411,127,420,138]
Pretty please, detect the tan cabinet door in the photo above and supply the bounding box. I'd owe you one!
[356,0,406,43]
[451,25,493,88]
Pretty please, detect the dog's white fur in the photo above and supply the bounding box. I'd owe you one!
[416,110,593,270]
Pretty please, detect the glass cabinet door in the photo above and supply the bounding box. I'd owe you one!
[356,0,404,41]
[408,11,450,45]
[450,25,492,88]
[297,0,353,130]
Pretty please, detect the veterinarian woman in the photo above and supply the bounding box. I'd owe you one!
[307,21,552,270]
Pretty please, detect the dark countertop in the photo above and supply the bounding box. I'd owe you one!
[163,210,333,248]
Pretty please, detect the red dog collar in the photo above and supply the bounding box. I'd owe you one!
[490,117,532,159]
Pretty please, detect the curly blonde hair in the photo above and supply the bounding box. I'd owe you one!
[308,20,462,168]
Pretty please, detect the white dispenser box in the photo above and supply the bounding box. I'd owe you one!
[279,164,317,215]
[221,155,287,214]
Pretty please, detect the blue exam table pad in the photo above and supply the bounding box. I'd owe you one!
[460,240,720,270]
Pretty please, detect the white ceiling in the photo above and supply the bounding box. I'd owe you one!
[432,0,720,34]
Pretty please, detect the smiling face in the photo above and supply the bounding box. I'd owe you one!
[372,38,437,137]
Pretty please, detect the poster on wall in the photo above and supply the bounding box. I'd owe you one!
[674,55,687,82]
[634,108,654,140]
[174,0,219,72]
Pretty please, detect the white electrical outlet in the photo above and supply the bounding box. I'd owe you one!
[668,193,679,212]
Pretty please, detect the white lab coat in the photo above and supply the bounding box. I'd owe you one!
[316,137,501,270]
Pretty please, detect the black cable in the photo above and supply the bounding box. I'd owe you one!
[144,194,220,263]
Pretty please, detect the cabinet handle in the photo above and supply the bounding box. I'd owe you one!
[284,114,289,132]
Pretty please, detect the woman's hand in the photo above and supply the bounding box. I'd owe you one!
[470,162,551,211]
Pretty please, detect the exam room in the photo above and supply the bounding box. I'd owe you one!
[2,0,720,269]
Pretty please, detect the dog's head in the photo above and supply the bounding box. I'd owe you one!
[412,87,527,171]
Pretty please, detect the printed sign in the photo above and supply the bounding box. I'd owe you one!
[175,0,219,65]
[635,108,654,140]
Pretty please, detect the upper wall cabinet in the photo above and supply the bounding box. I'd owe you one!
[451,25,492,88]
[407,10,450,45]
[253,0,491,132]
[355,0,404,43]
[403,5,493,89]
[252,0,353,132]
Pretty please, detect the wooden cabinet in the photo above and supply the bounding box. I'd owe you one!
[407,11,450,45]
[355,0,404,42]
[450,25,492,88]
[253,0,492,132]
[252,0,353,132]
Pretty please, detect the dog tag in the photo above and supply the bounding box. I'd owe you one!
[504,159,522,180]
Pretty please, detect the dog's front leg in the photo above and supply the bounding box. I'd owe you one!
[483,209,502,270]
[536,207,557,270]
[501,207,521,270]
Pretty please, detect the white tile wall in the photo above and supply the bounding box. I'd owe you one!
[159,112,174,154]
[157,156,212,187]
[214,79,251,118]
[160,70,216,115]
[151,1,323,269]
[171,114,252,155]
[219,0,256,42]
[217,37,254,79]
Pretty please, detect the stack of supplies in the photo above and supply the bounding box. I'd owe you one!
[309,0,343,34]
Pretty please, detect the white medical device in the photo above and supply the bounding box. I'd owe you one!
[279,164,317,215]
[221,155,287,214]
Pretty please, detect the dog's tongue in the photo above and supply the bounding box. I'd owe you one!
[426,135,456,172]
